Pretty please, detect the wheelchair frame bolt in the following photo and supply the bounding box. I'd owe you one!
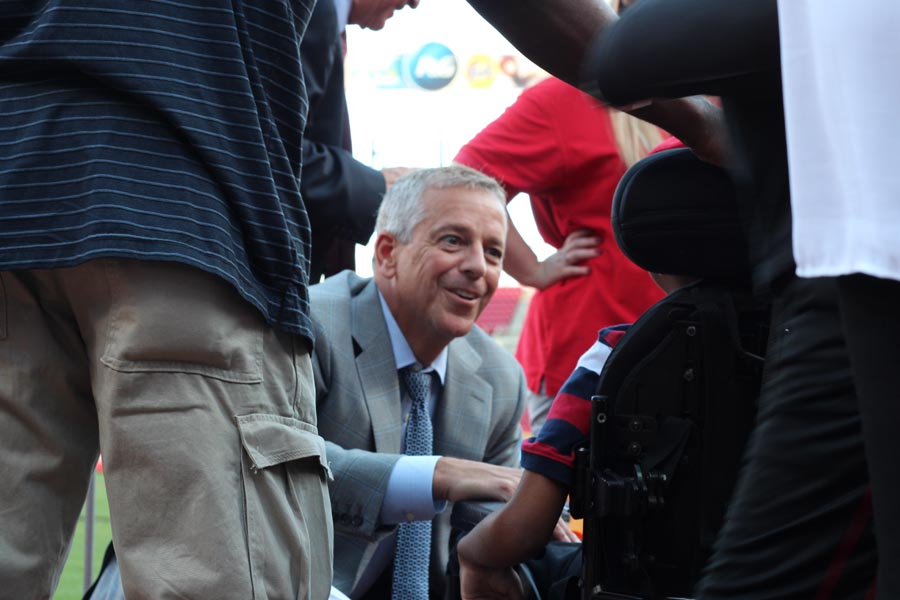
[686,325,697,336]
[683,367,695,381]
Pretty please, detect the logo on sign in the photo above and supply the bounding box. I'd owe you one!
[408,43,457,91]
[465,55,498,88]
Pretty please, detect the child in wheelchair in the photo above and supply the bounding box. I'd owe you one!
[455,146,766,600]
[457,273,696,600]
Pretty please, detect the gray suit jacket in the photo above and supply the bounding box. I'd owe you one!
[310,271,526,597]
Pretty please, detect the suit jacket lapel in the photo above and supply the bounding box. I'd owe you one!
[434,336,490,461]
[351,280,403,453]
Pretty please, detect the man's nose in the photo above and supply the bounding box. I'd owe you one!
[460,245,487,278]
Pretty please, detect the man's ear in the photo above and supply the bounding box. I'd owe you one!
[374,231,399,278]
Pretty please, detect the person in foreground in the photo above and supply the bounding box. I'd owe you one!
[456,272,694,600]
[454,73,665,435]
[310,166,575,600]
[463,2,880,597]
[0,2,331,597]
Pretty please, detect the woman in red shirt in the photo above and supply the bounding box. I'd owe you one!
[455,75,664,432]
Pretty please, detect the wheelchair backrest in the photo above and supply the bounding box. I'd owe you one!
[571,148,769,600]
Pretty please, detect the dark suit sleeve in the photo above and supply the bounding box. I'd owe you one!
[300,0,385,245]
[301,141,386,244]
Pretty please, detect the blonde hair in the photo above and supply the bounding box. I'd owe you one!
[609,109,664,168]
[606,0,663,167]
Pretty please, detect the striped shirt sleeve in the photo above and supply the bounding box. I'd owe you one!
[521,325,630,488]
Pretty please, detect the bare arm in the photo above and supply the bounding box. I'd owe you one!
[464,1,729,165]
[459,470,568,566]
[458,471,570,599]
[464,0,616,87]
[629,96,728,166]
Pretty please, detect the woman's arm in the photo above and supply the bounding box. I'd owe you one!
[504,223,600,290]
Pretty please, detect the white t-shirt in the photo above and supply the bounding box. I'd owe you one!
[778,1,900,280]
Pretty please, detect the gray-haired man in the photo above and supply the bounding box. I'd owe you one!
[312,166,532,599]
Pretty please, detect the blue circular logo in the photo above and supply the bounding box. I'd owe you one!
[407,43,457,91]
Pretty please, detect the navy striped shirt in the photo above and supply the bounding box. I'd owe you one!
[0,0,316,339]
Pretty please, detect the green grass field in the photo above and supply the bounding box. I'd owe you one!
[54,473,113,600]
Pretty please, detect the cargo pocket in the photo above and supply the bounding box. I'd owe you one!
[99,259,264,383]
[236,414,333,599]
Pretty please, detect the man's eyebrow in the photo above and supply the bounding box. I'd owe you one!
[432,223,504,249]
[485,234,506,250]
[433,223,473,236]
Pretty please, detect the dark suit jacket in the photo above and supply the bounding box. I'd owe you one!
[310,271,527,596]
[300,0,385,281]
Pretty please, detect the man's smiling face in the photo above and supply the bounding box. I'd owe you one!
[375,185,507,360]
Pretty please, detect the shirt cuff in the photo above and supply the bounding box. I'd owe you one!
[379,455,447,524]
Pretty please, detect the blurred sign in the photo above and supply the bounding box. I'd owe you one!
[344,0,548,166]
[344,0,556,277]
[408,42,457,90]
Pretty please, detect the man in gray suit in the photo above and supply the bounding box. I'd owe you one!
[310,165,528,599]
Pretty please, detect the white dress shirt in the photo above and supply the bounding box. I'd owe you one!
[778,1,900,281]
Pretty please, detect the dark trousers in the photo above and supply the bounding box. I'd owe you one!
[695,277,876,599]
[590,2,881,597]
[358,565,394,600]
[838,274,900,599]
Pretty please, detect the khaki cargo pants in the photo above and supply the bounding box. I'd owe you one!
[0,259,333,599]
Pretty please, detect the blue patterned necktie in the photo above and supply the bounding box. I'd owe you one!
[392,366,434,600]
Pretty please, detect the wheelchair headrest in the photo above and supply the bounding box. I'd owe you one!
[612,148,750,286]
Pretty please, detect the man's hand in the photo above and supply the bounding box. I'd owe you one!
[433,457,521,503]
[381,167,419,189]
[552,517,581,543]
[459,554,524,600]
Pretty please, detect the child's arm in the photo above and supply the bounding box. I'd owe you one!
[456,333,617,598]
[458,471,569,599]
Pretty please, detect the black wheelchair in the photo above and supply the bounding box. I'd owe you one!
[447,147,770,600]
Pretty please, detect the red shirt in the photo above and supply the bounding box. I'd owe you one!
[455,77,663,396]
